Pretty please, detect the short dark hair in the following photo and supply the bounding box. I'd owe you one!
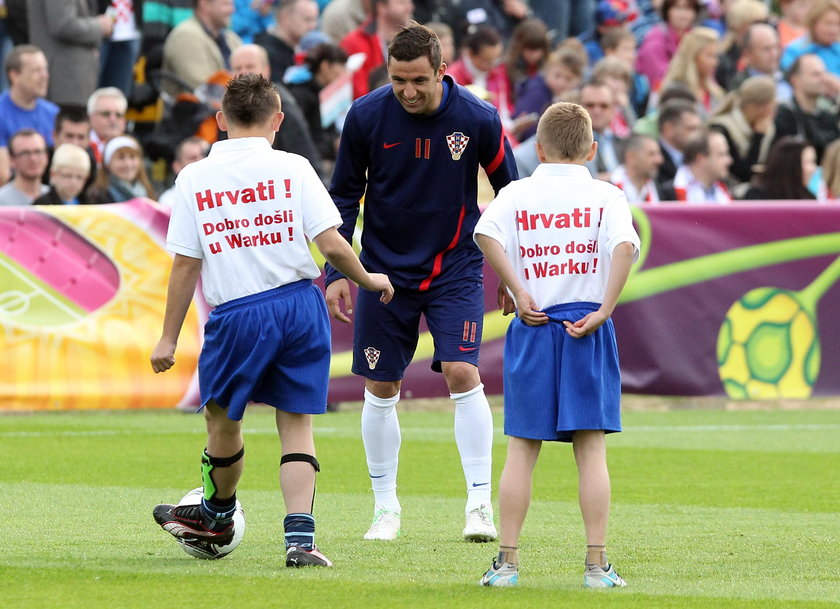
[657,99,699,132]
[683,129,712,165]
[54,104,90,133]
[389,21,442,72]
[221,74,280,127]
[4,44,43,79]
[8,128,44,156]
[461,24,503,55]
[303,43,348,72]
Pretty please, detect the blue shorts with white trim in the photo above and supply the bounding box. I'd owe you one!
[503,302,622,442]
[199,280,331,420]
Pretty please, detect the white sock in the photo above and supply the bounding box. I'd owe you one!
[361,388,401,514]
[451,383,493,514]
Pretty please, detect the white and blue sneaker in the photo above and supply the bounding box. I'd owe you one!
[479,559,519,587]
[463,504,497,542]
[363,507,401,540]
[583,563,627,588]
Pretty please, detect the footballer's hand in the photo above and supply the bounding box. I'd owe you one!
[150,339,177,373]
[514,290,548,326]
[563,310,608,338]
[365,273,394,304]
[326,278,353,323]
[497,282,516,315]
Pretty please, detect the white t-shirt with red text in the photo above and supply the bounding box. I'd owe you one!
[474,163,640,309]
[167,137,340,306]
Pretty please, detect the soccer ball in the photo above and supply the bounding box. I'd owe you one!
[176,487,246,559]
[717,287,820,399]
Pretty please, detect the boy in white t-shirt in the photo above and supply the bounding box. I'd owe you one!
[150,74,393,568]
[473,101,640,588]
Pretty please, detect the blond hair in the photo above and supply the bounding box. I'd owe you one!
[806,0,840,34]
[51,143,91,174]
[711,73,776,116]
[720,0,769,52]
[661,26,724,104]
[536,102,593,161]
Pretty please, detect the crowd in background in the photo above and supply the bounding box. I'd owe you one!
[2,0,840,207]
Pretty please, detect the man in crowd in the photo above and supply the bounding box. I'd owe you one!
[729,23,792,103]
[254,0,320,83]
[87,87,128,166]
[156,135,209,206]
[610,133,665,203]
[662,130,733,204]
[656,99,702,187]
[0,129,49,205]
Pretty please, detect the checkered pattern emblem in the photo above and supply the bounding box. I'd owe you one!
[111,0,133,24]
[363,347,381,370]
[445,132,469,161]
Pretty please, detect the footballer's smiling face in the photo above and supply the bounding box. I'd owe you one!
[388,56,445,115]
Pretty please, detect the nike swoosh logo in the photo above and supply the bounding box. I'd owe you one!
[472,482,489,487]
[383,142,402,149]
[369,474,386,478]
[459,346,478,352]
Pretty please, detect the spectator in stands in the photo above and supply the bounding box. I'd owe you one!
[26,0,113,106]
[775,53,840,162]
[321,0,367,43]
[425,21,455,65]
[636,0,701,90]
[254,0,319,83]
[602,26,650,118]
[0,129,49,205]
[660,26,725,117]
[285,42,348,164]
[33,143,91,205]
[85,134,155,203]
[97,0,143,97]
[513,46,585,141]
[729,23,792,103]
[0,45,57,185]
[341,0,413,99]
[610,132,665,202]
[661,129,733,203]
[47,104,96,192]
[591,55,637,135]
[447,0,531,46]
[87,87,128,166]
[229,43,324,177]
[819,137,840,199]
[579,0,638,66]
[707,75,777,190]
[162,0,242,91]
[581,79,624,180]
[655,98,702,184]
[140,0,194,73]
[777,0,811,49]
[781,0,840,82]
[715,0,770,90]
[448,25,514,133]
[156,135,209,206]
[742,136,817,200]
[232,0,274,43]
[504,17,551,97]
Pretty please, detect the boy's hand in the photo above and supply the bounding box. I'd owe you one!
[563,310,608,338]
[497,282,516,315]
[365,273,394,304]
[150,339,177,373]
[325,278,353,323]
[514,290,548,326]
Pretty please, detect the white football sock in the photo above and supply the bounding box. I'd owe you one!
[361,388,402,514]
[451,383,493,513]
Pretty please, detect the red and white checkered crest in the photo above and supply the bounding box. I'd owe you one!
[363,346,381,370]
[445,132,469,161]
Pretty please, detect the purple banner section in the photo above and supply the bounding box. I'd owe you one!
[325,203,840,402]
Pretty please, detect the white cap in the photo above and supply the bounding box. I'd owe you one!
[103,135,141,166]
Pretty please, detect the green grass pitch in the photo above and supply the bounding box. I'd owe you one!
[1,406,838,608]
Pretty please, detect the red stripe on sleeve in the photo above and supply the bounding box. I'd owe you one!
[484,131,506,176]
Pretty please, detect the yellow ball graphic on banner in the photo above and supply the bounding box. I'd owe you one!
[717,287,820,399]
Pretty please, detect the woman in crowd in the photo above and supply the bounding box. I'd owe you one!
[504,18,551,99]
[636,0,702,89]
[660,26,726,116]
[742,136,817,200]
[85,135,155,204]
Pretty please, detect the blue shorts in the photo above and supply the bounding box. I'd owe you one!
[351,279,484,380]
[199,280,331,420]
[503,302,622,442]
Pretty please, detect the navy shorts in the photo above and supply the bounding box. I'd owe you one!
[503,302,622,442]
[199,280,331,420]
[351,279,484,380]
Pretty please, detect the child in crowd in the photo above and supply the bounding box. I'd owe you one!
[33,143,91,205]
[474,101,640,588]
[85,135,156,204]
